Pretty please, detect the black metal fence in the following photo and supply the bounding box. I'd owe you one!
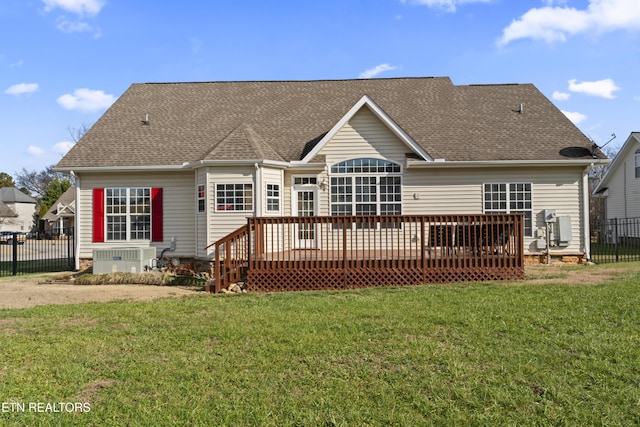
[591,218,640,263]
[0,228,76,277]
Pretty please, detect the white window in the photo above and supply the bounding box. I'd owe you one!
[483,183,532,237]
[106,187,151,241]
[635,149,640,178]
[266,184,280,212]
[216,184,253,212]
[330,158,402,225]
[293,177,317,186]
[197,184,205,213]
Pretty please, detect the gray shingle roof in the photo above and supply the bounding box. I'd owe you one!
[56,77,602,168]
[0,187,37,204]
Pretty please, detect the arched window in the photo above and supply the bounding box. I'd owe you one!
[329,158,402,219]
[635,149,640,178]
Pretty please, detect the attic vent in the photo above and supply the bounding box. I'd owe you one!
[141,113,149,125]
[518,104,524,114]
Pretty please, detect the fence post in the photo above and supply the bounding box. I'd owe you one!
[614,217,619,263]
[11,232,18,276]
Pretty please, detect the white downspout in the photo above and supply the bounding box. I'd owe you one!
[254,163,262,217]
[72,171,80,271]
[582,166,591,262]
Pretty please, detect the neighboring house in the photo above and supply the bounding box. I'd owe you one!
[593,132,640,234]
[0,187,37,232]
[42,187,76,236]
[55,77,608,267]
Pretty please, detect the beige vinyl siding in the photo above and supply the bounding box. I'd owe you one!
[77,171,195,259]
[403,166,586,254]
[206,166,255,256]
[317,106,409,165]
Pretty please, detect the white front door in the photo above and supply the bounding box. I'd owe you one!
[292,187,318,248]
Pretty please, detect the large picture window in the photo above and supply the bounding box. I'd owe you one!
[330,159,402,225]
[216,183,253,211]
[105,187,151,241]
[483,183,532,236]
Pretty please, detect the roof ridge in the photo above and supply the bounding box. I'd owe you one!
[140,76,448,86]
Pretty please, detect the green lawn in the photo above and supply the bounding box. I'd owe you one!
[1,265,640,426]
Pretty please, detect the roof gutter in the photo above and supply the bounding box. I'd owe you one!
[406,159,611,169]
[57,159,329,173]
[54,164,190,173]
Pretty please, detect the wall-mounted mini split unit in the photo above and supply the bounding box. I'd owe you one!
[93,247,157,274]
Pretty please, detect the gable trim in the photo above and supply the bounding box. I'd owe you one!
[298,95,433,164]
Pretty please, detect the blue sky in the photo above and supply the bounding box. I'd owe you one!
[1,0,639,178]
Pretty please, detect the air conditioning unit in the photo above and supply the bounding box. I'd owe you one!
[93,247,157,274]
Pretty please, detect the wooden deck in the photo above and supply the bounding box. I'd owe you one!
[207,214,524,293]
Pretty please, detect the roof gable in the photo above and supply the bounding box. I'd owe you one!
[203,123,285,163]
[594,132,640,193]
[0,201,17,218]
[298,95,432,164]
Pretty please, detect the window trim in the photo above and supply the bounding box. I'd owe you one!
[105,187,152,242]
[482,182,533,237]
[265,183,281,213]
[215,183,254,213]
[93,187,162,243]
[635,149,640,179]
[197,184,206,213]
[328,158,403,227]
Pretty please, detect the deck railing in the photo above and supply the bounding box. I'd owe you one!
[205,225,250,293]
[245,214,524,292]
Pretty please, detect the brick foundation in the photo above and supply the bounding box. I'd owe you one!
[523,254,585,265]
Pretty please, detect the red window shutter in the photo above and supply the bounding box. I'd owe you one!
[151,188,163,242]
[93,188,105,243]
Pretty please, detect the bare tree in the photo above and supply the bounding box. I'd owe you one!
[67,123,91,143]
[589,145,618,225]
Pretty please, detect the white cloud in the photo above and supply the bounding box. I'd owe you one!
[568,78,620,99]
[561,110,587,125]
[42,0,105,17]
[401,0,490,13]
[552,91,570,101]
[56,18,92,33]
[57,88,115,112]
[4,83,39,96]
[359,63,399,79]
[27,146,45,156]
[9,60,24,68]
[498,0,640,46]
[52,141,75,155]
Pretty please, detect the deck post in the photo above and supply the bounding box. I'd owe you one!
[420,217,426,283]
[247,218,252,273]
[342,218,347,288]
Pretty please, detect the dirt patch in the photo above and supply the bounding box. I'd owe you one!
[0,264,633,310]
[0,274,200,310]
[75,379,118,404]
[518,264,630,286]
